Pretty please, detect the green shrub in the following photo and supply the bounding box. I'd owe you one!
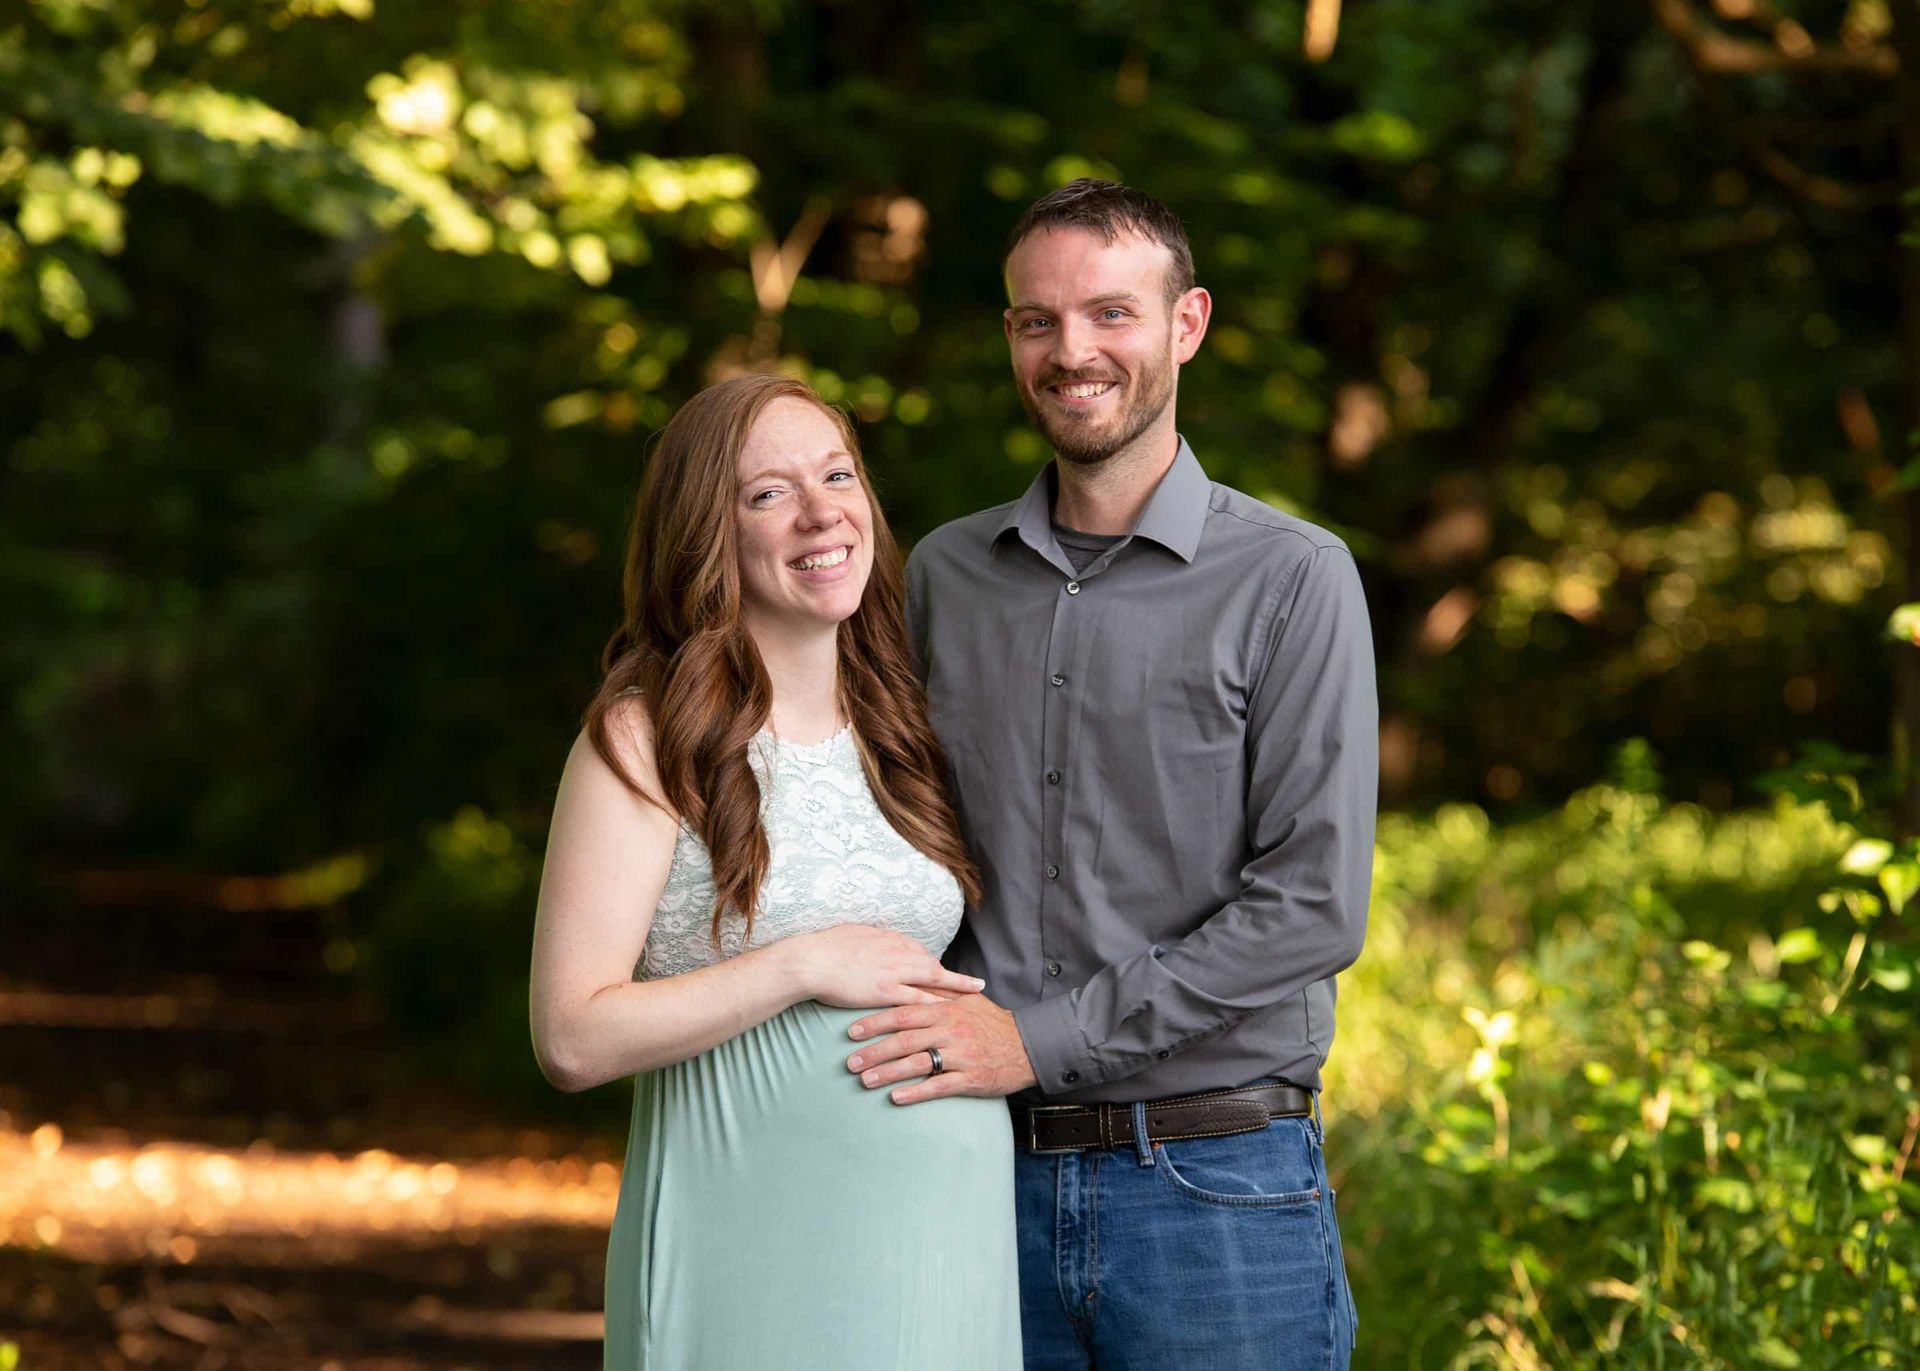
[356,806,584,1113]
[1330,773,1917,1367]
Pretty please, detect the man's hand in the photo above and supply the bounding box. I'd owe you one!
[845,993,1037,1104]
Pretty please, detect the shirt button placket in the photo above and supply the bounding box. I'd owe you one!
[1041,574,1079,1001]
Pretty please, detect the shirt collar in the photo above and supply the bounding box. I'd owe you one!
[990,436,1209,566]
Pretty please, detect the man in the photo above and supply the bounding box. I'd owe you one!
[844,178,1375,1368]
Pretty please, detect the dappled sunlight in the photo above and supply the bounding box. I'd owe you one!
[0,1118,619,1267]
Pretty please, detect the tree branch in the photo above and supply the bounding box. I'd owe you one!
[1651,0,1896,77]
[1745,135,1903,209]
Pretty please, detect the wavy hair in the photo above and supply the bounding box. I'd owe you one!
[584,374,980,945]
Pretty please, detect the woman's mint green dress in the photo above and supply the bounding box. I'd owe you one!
[603,728,1022,1370]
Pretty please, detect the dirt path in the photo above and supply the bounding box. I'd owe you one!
[1,887,617,1369]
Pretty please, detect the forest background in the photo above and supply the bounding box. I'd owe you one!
[3,0,1918,1366]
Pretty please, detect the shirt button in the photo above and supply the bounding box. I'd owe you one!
[1156,1050,1171,1060]
[1062,1071,1080,1084]
[1050,673,1066,687]
[1045,769,1061,785]
[1045,960,1062,977]
[1065,581,1081,595]
[1045,864,1060,880]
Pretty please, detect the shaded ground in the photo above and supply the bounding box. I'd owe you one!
[1,884,618,1369]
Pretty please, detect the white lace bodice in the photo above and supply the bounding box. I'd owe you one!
[637,727,965,979]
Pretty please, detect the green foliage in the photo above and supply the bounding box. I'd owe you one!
[2,0,1909,881]
[367,805,528,1033]
[1330,773,1919,1366]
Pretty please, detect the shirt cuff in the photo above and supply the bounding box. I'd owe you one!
[1013,993,1093,1097]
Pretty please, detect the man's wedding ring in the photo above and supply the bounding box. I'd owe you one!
[927,1047,946,1076]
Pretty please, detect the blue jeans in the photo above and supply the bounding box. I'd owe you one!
[1013,1094,1357,1369]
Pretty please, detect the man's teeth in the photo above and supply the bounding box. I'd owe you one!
[1056,382,1115,399]
[790,547,849,571]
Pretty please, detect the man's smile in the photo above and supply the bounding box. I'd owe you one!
[1047,379,1121,406]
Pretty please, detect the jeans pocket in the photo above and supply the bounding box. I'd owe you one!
[1152,1127,1323,1210]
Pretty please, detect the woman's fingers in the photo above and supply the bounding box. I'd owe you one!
[888,984,944,1005]
[932,968,987,993]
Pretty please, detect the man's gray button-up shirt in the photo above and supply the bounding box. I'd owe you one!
[905,439,1378,1104]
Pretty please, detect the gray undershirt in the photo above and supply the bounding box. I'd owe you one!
[1050,524,1124,575]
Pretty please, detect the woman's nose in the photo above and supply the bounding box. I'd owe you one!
[795,486,844,529]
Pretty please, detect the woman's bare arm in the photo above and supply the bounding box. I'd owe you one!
[528,706,980,1092]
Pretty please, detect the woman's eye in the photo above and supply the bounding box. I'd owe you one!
[826,470,855,484]
[750,489,779,504]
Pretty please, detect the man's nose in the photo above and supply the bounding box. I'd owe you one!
[1048,317,1099,371]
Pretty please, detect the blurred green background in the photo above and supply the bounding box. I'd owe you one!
[3,0,1918,1366]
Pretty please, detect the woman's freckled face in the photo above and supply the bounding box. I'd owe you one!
[734,397,875,635]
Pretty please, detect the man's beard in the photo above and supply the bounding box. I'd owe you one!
[1019,349,1175,466]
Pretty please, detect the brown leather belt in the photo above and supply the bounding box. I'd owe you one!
[1014,1083,1313,1153]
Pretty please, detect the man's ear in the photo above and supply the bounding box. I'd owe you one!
[1173,287,1212,364]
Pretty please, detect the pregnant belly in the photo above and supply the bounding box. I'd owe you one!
[634,1000,1010,1177]
[607,1003,1021,1367]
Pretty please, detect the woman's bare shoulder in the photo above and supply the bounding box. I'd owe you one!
[566,691,674,821]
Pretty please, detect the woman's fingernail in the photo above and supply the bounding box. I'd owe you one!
[971,978,986,988]
[849,1025,866,1039]
[848,1056,863,1070]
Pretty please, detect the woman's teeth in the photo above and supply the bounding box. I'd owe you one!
[790,547,849,571]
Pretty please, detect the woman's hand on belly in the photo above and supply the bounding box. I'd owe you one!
[780,924,985,1010]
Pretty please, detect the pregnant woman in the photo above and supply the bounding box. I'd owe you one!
[528,373,1021,1369]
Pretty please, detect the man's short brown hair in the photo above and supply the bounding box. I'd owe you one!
[1004,178,1196,306]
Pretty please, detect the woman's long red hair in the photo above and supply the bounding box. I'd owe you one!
[583,374,980,944]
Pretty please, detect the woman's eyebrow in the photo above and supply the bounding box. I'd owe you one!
[738,451,853,486]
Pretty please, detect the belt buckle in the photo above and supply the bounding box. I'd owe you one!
[1024,1104,1085,1154]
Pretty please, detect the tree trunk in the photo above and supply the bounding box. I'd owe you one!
[1890,3,1920,834]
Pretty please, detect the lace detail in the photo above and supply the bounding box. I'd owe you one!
[638,728,965,979]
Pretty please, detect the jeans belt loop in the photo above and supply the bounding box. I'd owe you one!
[1131,1100,1153,1166]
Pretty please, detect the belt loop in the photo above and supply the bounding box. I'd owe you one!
[1310,1089,1325,1144]
[1131,1100,1153,1166]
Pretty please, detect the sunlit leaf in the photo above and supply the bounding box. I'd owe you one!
[1879,860,1919,914]
[1774,928,1823,964]
[1697,1178,1756,1212]
[1840,840,1894,875]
